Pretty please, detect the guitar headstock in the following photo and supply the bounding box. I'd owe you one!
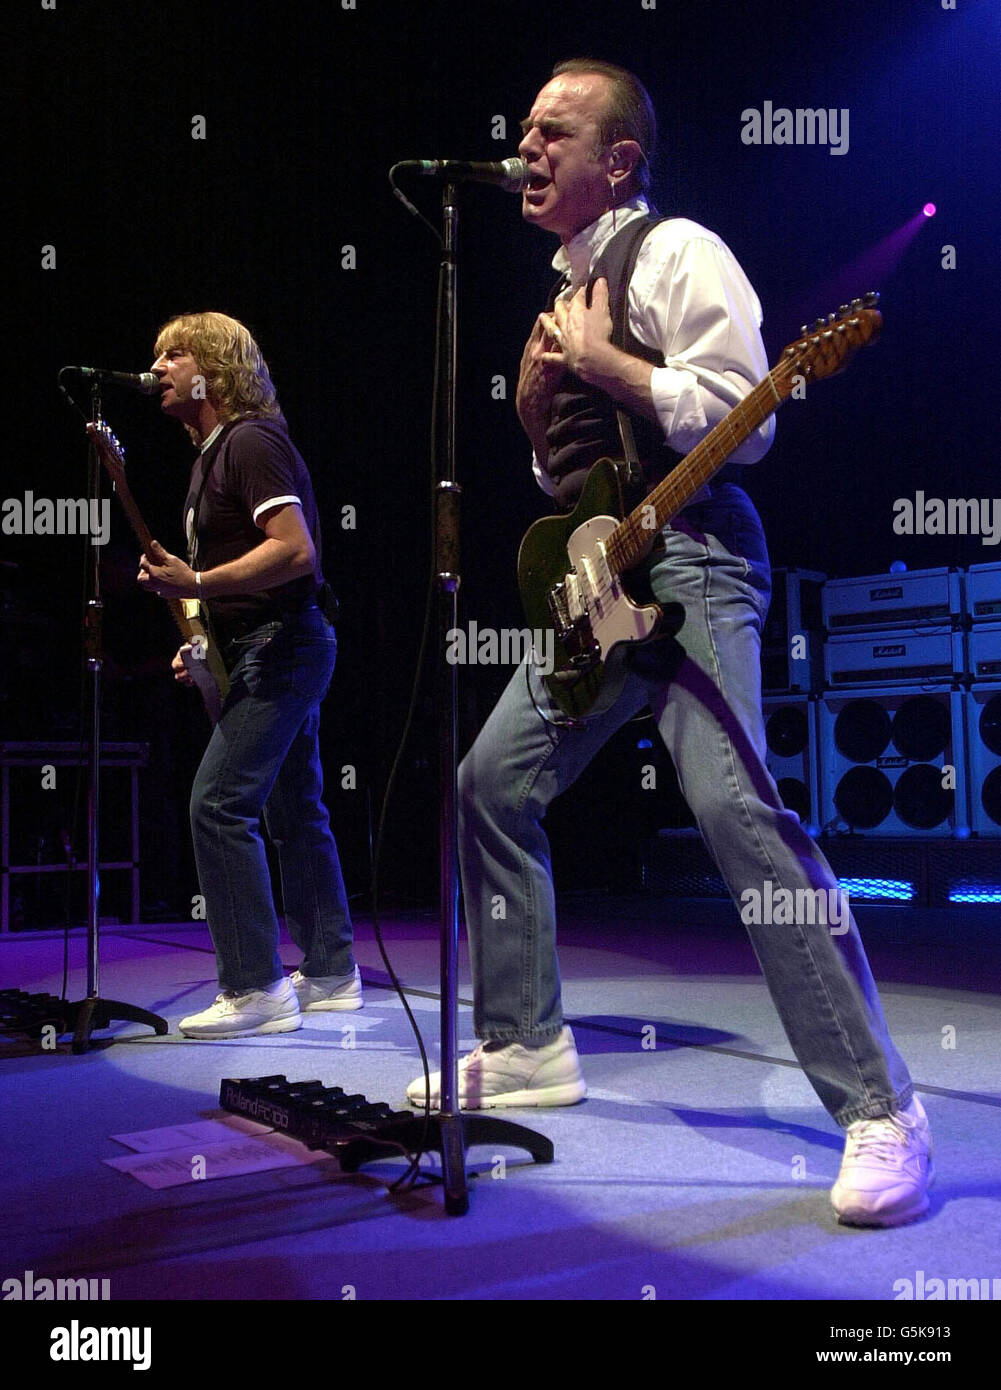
[86,419,124,461]
[778,292,882,392]
[85,419,129,488]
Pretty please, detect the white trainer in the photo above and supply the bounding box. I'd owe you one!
[831,1094,933,1227]
[179,977,302,1039]
[406,1025,586,1109]
[289,965,363,1011]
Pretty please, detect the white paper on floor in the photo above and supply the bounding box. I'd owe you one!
[111,1117,271,1152]
[105,1119,332,1189]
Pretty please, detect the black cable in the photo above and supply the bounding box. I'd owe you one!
[364,252,448,1192]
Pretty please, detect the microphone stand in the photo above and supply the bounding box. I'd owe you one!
[58,378,167,1052]
[431,180,551,1214]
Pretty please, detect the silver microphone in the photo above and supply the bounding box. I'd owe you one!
[405,158,529,192]
[68,367,161,396]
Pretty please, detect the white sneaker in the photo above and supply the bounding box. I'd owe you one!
[831,1094,933,1227]
[289,965,363,1011]
[179,977,302,1039]
[406,1026,586,1110]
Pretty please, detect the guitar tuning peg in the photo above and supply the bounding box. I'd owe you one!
[838,304,850,316]
[799,324,809,337]
[863,290,880,307]
[827,313,837,324]
[813,318,826,331]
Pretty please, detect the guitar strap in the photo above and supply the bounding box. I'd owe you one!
[187,435,225,656]
[586,214,676,505]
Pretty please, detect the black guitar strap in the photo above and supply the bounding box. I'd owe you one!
[186,430,225,657]
[587,213,677,501]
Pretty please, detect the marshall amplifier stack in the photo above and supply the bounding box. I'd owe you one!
[647,561,1001,902]
[822,567,965,688]
[818,564,1001,848]
[818,566,971,839]
[762,568,826,694]
[964,562,1001,838]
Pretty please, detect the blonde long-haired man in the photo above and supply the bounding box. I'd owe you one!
[139,312,361,1036]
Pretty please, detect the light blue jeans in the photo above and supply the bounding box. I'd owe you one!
[458,486,913,1127]
[190,605,354,994]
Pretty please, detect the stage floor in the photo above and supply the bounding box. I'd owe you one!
[2,898,999,1318]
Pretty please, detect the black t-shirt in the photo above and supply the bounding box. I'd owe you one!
[183,417,324,640]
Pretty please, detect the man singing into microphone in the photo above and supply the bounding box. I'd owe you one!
[408,61,932,1226]
[138,311,361,1037]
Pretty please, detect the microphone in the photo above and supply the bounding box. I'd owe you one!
[404,158,529,192]
[65,366,161,396]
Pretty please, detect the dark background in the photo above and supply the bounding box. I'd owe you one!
[5,0,999,923]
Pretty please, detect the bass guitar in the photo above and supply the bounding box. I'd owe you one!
[87,420,229,724]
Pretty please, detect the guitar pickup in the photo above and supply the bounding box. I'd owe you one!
[562,572,586,622]
[548,581,572,638]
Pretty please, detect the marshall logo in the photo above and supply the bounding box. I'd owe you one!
[870,586,903,601]
[873,644,907,658]
[877,756,909,769]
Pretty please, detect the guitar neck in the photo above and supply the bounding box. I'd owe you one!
[116,484,198,640]
[90,430,201,643]
[604,365,787,576]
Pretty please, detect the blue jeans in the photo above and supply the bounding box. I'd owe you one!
[190,605,354,993]
[458,486,913,1127]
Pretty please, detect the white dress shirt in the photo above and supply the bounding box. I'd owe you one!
[532,197,775,497]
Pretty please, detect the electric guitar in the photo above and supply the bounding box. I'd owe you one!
[87,420,229,724]
[517,294,883,719]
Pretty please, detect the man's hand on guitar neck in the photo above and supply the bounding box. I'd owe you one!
[137,539,198,600]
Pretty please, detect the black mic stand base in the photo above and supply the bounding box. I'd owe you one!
[335,1109,555,1213]
[58,995,169,1054]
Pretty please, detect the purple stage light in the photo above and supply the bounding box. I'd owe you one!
[792,207,937,331]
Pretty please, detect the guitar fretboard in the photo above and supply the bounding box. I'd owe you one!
[604,357,796,577]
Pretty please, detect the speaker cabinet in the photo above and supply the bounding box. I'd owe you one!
[762,695,820,833]
[818,687,968,837]
[966,683,1001,837]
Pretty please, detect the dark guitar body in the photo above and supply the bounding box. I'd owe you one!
[517,458,684,720]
